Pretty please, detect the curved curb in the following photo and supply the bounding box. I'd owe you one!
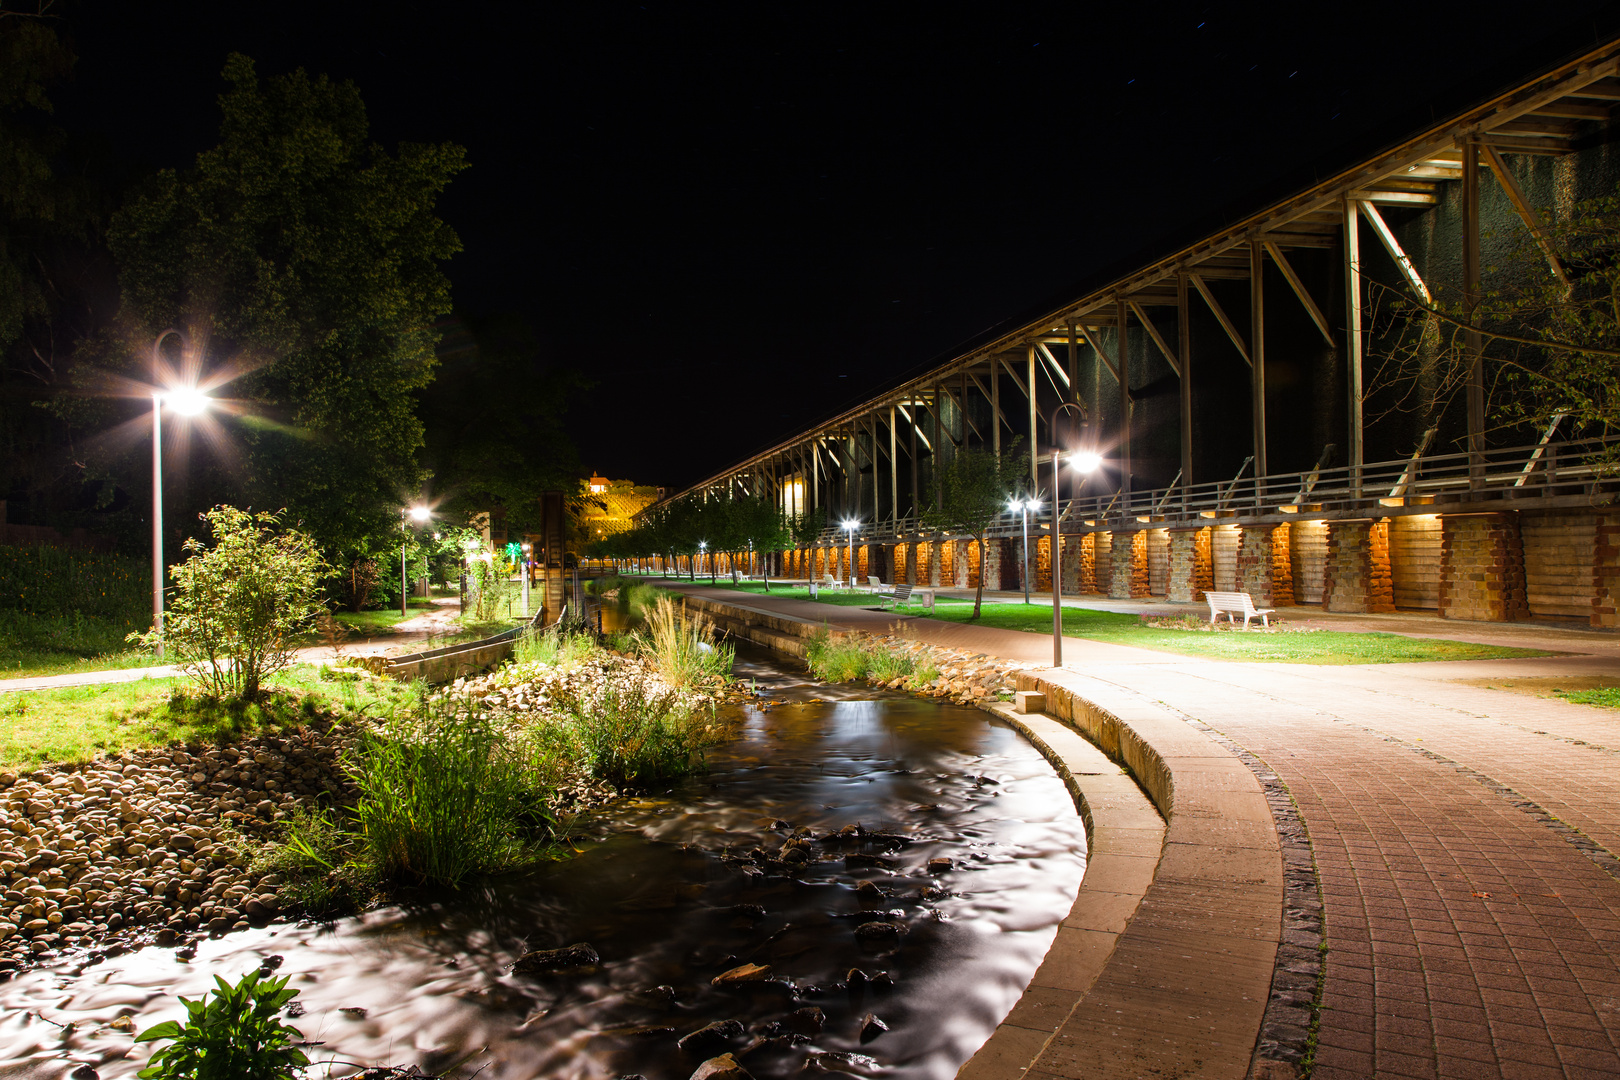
[979,669,1283,1080]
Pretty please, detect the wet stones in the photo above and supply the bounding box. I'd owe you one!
[510,941,600,973]
[710,962,771,986]
[859,1012,889,1041]
[676,1018,745,1055]
[689,1053,751,1080]
[854,880,885,902]
[854,920,907,940]
[785,1005,825,1035]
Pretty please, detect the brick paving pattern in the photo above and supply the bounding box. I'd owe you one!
[669,583,1620,1078]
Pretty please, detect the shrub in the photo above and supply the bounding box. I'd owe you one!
[252,805,374,916]
[134,970,307,1080]
[348,694,560,887]
[514,626,600,669]
[805,629,871,682]
[635,595,732,687]
[131,506,328,701]
[553,674,724,787]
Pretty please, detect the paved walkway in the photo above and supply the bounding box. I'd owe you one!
[670,581,1620,1079]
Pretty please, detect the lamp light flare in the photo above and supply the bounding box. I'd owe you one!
[409,505,431,522]
[166,387,211,417]
[842,518,858,531]
[1070,451,1104,474]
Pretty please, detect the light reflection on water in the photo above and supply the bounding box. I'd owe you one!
[0,647,1086,1079]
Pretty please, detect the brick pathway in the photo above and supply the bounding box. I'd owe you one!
[670,582,1620,1078]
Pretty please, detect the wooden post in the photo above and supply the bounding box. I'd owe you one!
[1463,135,1485,487]
[871,413,880,527]
[933,384,943,511]
[1178,272,1193,501]
[991,362,1001,456]
[910,398,920,521]
[889,405,898,529]
[1344,196,1364,496]
[1117,296,1131,494]
[1250,240,1268,483]
[1027,345,1039,494]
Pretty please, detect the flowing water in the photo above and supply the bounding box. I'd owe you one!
[0,646,1087,1079]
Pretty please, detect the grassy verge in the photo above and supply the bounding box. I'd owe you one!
[330,599,437,632]
[691,582,939,610]
[1556,687,1620,708]
[0,609,158,680]
[0,664,414,770]
[921,603,1547,664]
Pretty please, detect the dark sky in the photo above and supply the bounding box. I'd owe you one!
[52,1,1620,491]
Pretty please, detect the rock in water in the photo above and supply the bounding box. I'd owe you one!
[845,967,869,987]
[786,1005,826,1035]
[677,1019,745,1055]
[855,880,886,901]
[690,1054,752,1080]
[855,921,907,940]
[711,962,771,986]
[860,1012,889,1042]
[511,941,599,972]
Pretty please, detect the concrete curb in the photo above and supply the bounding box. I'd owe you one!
[1006,669,1283,1080]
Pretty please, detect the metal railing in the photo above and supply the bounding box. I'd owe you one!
[803,436,1617,545]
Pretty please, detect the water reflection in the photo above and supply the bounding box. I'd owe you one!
[0,647,1086,1079]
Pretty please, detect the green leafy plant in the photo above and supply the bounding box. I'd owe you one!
[130,506,329,701]
[552,675,724,787]
[134,970,307,1080]
[348,694,560,887]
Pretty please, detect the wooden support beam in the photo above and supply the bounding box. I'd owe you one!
[1127,299,1180,377]
[1035,341,1074,389]
[1463,137,1485,485]
[1066,321,1081,407]
[1250,241,1268,478]
[889,406,898,526]
[1117,297,1131,494]
[1262,240,1335,347]
[941,381,983,442]
[1346,188,1439,206]
[1080,326,1126,386]
[1190,274,1251,366]
[1482,145,1571,287]
[1345,195,1364,491]
[1356,201,1432,303]
[1000,354,1030,400]
[1027,345,1039,494]
[1177,272,1193,489]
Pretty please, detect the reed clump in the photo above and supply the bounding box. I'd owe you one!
[634,595,733,687]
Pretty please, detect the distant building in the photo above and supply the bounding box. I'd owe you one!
[575,477,660,544]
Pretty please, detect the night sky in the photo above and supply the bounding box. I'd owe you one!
[52,1,1620,491]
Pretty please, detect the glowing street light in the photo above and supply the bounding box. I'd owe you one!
[1008,497,1042,604]
[149,331,214,658]
[401,505,431,616]
[842,518,859,588]
[1049,402,1099,667]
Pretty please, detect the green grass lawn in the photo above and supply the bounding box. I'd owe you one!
[330,599,435,633]
[696,583,1545,665]
[0,610,159,680]
[0,663,415,770]
[1556,687,1620,708]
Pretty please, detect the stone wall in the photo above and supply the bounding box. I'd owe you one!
[1167,528,1208,603]
[1594,514,1620,629]
[1147,529,1170,595]
[1324,519,1395,613]
[1438,513,1529,623]
[1236,524,1292,608]
[1078,534,1098,593]
[1108,531,1150,599]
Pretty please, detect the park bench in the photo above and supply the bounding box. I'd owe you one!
[1204,590,1274,629]
[866,575,887,592]
[875,583,914,609]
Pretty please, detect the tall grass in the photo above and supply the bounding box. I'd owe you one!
[0,543,148,619]
[552,675,725,786]
[634,595,733,687]
[513,625,600,669]
[806,630,939,685]
[347,695,561,887]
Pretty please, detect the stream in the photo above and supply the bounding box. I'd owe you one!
[0,645,1087,1079]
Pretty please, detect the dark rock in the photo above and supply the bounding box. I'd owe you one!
[844,967,869,987]
[511,941,600,973]
[729,904,765,919]
[339,1006,367,1019]
[153,928,177,947]
[860,1012,889,1042]
[677,1018,745,1055]
[711,962,771,986]
[871,970,894,989]
[628,984,676,1009]
[786,1005,825,1035]
[844,854,896,869]
[258,953,285,973]
[855,921,906,940]
[70,1067,99,1080]
[285,1000,305,1017]
[854,880,885,902]
[690,1054,752,1080]
[927,857,952,874]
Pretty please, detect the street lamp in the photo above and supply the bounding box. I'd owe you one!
[1009,497,1042,604]
[149,331,213,658]
[1049,402,1099,668]
[521,542,533,616]
[842,518,859,588]
[698,540,707,582]
[402,505,430,617]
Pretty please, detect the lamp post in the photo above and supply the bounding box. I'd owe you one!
[521,541,532,616]
[1009,497,1042,604]
[149,331,212,658]
[401,505,430,616]
[698,540,707,582]
[1049,402,1099,667]
[842,518,858,588]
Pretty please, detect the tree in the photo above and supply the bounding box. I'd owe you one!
[736,496,791,590]
[105,53,467,556]
[922,441,1026,619]
[135,505,328,701]
[1369,185,1620,466]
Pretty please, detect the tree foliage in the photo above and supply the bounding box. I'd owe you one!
[1370,185,1620,464]
[922,440,1026,618]
[134,505,328,701]
[106,53,467,553]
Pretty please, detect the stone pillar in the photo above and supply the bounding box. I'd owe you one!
[1061,536,1083,594]
[1035,535,1052,593]
[1439,512,1528,622]
[1595,514,1620,629]
[1324,520,1395,613]
[1237,524,1293,607]
[1167,528,1210,603]
[1078,534,1097,593]
[981,538,1003,590]
[924,541,941,586]
[939,540,955,587]
[1091,532,1112,593]
[1109,531,1149,598]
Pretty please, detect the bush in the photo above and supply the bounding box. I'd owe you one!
[348,694,560,887]
[513,625,599,669]
[253,805,374,916]
[132,506,328,701]
[634,595,732,687]
[135,970,307,1080]
[806,630,937,685]
[553,674,724,786]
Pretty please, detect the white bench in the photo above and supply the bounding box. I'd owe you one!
[875,583,913,609]
[1204,590,1274,629]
